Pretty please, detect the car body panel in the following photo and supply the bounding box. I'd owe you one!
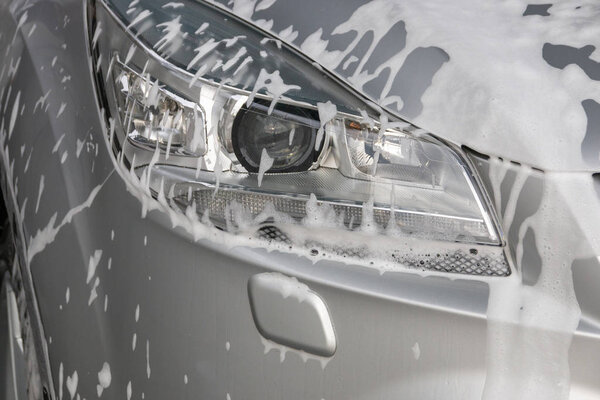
[0,0,599,399]
[215,0,600,172]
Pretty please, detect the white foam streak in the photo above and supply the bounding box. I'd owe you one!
[86,249,103,284]
[146,340,151,379]
[27,174,111,264]
[483,170,593,400]
[154,16,187,57]
[66,370,78,400]
[162,2,184,9]
[126,10,152,31]
[246,68,300,114]
[8,91,20,139]
[315,101,337,151]
[96,362,111,397]
[257,148,273,187]
[52,133,65,153]
[34,175,44,214]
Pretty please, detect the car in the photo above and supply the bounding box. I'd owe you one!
[1,0,599,398]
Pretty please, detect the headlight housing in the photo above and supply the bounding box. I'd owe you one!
[89,0,510,276]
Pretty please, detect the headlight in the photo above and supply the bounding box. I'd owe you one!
[89,0,510,276]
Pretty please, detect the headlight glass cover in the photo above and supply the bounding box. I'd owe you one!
[89,0,510,276]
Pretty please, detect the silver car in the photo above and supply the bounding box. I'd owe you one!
[1,0,599,399]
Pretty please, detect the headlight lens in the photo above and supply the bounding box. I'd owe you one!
[231,100,323,173]
[90,0,510,276]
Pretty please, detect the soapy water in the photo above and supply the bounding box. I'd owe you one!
[222,0,600,172]
[108,2,599,398]
[96,362,111,397]
[0,0,599,398]
[191,3,600,398]
[482,160,600,399]
[66,370,78,400]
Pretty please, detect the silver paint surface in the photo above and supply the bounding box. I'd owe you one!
[0,0,598,399]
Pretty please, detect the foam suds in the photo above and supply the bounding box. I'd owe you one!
[482,161,600,399]
[88,277,100,306]
[260,336,331,370]
[96,362,111,397]
[86,249,103,284]
[27,175,110,263]
[257,148,273,187]
[146,340,151,379]
[56,102,66,118]
[222,47,248,72]
[49,5,600,397]
[194,22,209,35]
[315,101,336,151]
[8,91,20,139]
[155,16,187,58]
[58,362,64,400]
[124,44,136,65]
[246,68,300,114]
[34,174,44,214]
[52,133,66,153]
[163,2,184,9]
[66,370,78,400]
[255,0,277,12]
[126,9,152,31]
[233,55,253,77]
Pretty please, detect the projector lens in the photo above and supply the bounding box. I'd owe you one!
[231,99,323,173]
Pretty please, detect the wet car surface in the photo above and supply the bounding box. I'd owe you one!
[0,1,599,399]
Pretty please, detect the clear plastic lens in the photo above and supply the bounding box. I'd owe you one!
[115,64,206,156]
[168,184,490,240]
[342,120,450,186]
[103,0,365,109]
[94,0,508,275]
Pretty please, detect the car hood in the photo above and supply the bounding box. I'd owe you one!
[214,0,600,172]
